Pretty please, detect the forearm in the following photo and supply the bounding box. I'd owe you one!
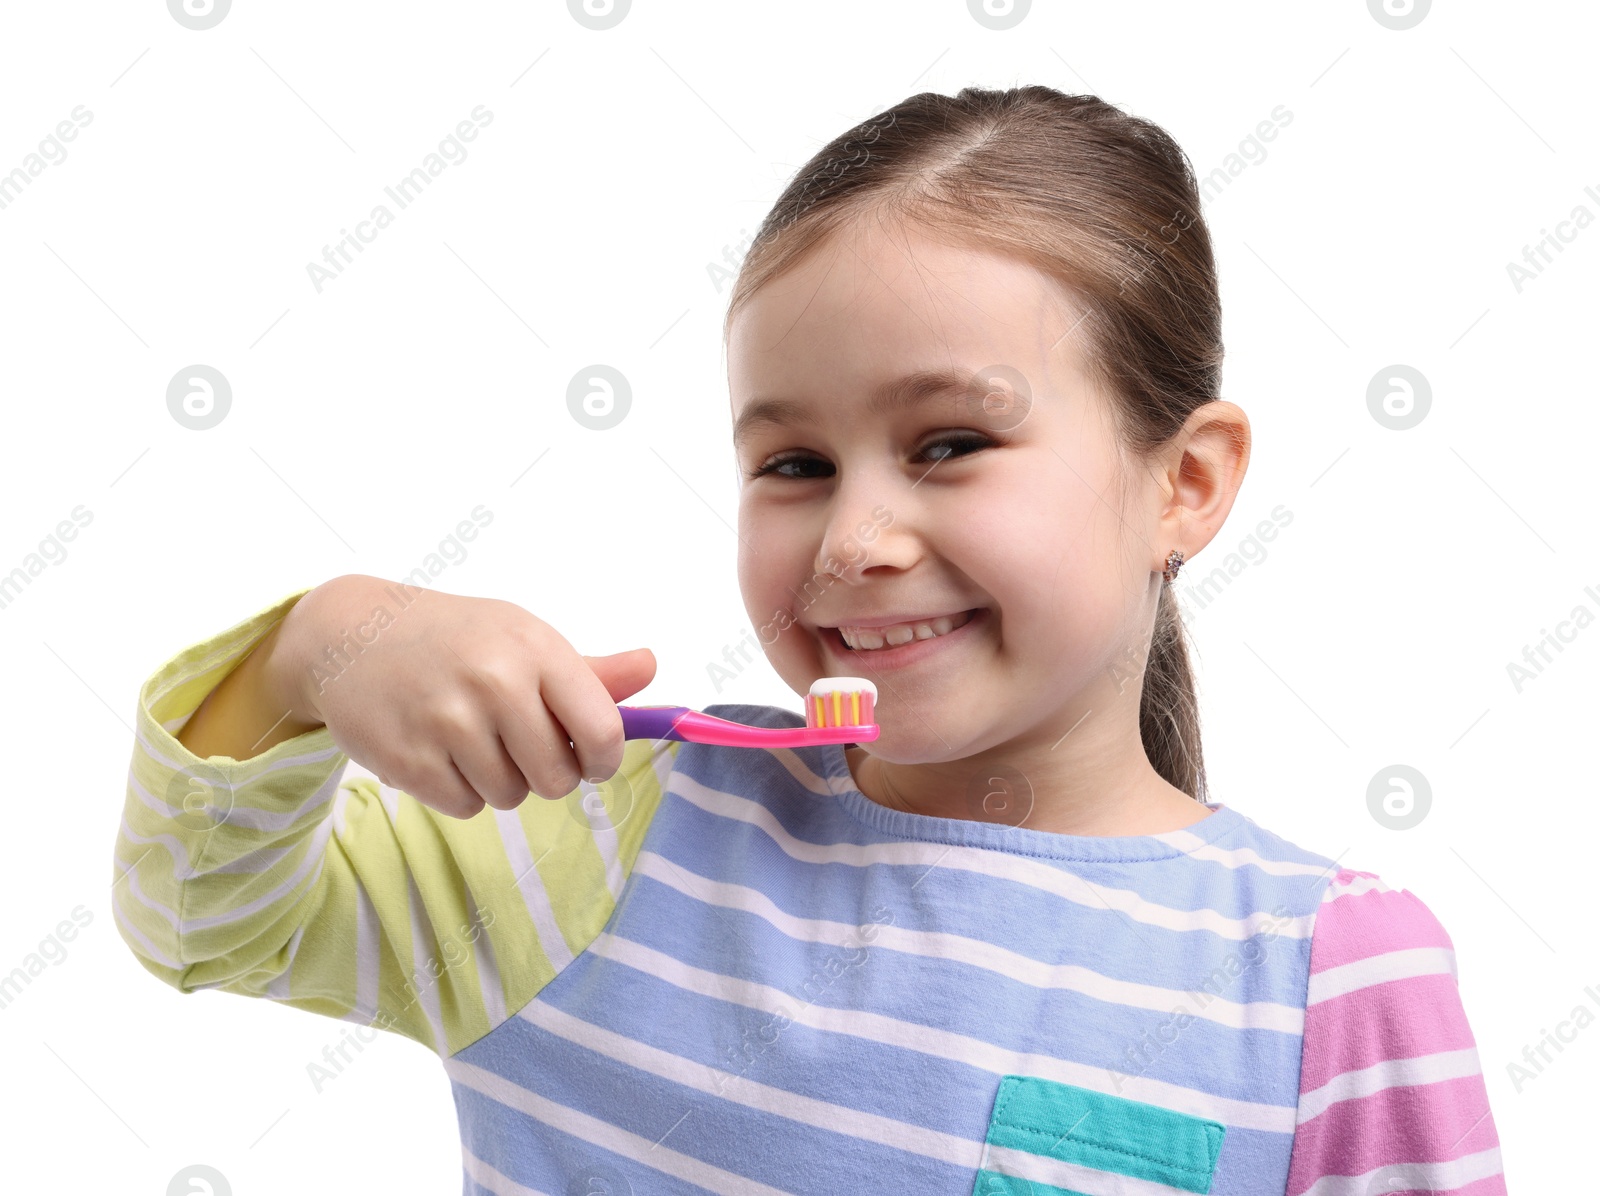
[177,609,321,760]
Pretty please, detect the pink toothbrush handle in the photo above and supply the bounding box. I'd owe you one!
[617,705,877,747]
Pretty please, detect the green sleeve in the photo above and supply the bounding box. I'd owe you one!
[112,587,676,1057]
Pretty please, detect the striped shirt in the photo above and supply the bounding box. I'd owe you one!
[114,588,1507,1195]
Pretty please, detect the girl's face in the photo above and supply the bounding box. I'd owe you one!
[728,218,1169,765]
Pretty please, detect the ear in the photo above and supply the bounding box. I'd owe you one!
[1153,400,1252,574]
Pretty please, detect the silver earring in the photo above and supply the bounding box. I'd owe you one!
[1162,549,1184,584]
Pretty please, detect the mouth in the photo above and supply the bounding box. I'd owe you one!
[822,608,986,663]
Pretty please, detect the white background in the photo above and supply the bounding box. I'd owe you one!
[1,0,1594,1191]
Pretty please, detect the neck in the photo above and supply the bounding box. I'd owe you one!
[844,696,1213,838]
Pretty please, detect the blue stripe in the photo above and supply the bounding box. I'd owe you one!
[606,873,1306,1106]
[647,785,1319,1007]
[453,1013,977,1192]
[540,945,1033,1137]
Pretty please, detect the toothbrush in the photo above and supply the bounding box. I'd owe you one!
[618,677,878,747]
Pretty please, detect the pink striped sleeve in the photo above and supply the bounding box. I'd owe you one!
[1285,869,1507,1195]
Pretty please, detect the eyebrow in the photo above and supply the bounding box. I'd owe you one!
[732,366,974,446]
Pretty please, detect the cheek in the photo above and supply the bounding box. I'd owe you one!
[950,483,1063,595]
[955,468,1119,624]
[736,506,808,625]
[735,496,771,596]
[735,537,760,606]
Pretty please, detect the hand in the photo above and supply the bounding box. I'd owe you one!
[270,575,656,819]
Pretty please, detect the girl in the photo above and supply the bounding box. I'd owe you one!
[115,87,1505,1195]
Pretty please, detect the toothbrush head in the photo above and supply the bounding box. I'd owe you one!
[806,677,878,731]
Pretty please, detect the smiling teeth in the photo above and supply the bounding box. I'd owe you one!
[839,611,971,651]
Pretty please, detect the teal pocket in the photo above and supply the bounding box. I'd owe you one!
[971,1076,1225,1196]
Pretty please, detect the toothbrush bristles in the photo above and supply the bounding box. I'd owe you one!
[806,677,877,729]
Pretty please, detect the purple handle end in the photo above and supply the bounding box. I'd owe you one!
[618,705,692,742]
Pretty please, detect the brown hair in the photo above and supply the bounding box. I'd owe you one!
[722,86,1220,803]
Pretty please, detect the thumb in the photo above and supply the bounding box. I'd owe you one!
[582,647,657,703]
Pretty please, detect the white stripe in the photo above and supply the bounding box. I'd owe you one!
[127,748,344,834]
[1295,1047,1485,1124]
[206,838,301,876]
[330,781,357,835]
[1306,946,1457,1005]
[406,869,449,1055]
[178,817,335,932]
[576,779,624,904]
[111,892,183,971]
[113,809,331,984]
[1152,830,1335,877]
[494,808,574,972]
[323,782,384,1026]
[467,875,507,1032]
[119,827,328,944]
[1296,1145,1503,1196]
[122,777,348,883]
[671,773,1312,942]
[376,783,402,826]
[516,997,987,1169]
[267,807,334,996]
[648,738,678,814]
[766,747,836,796]
[227,741,345,786]
[461,1146,554,1196]
[588,931,1296,1134]
[982,1140,1203,1196]
[634,851,1301,1033]
[115,815,196,878]
[114,855,180,932]
[444,1056,795,1196]
[266,924,305,1000]
[342,758,381,787]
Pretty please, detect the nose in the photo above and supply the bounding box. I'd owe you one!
[812,478,914,584]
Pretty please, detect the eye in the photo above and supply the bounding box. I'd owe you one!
[915,431,985,463]
[742,450,832,479]
[745,434,992,479]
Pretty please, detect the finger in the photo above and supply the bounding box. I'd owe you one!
[396,755,487,821]
[545,657,632,784]
[490,686,585,799]
[580,648,657,703]
[443,726,535,812]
